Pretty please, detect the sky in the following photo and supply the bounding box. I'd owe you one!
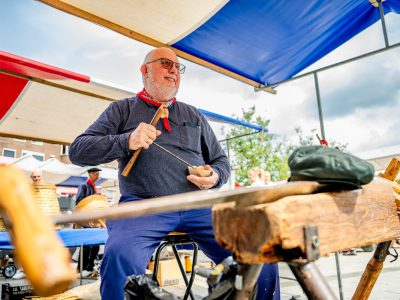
[1,1,400,155]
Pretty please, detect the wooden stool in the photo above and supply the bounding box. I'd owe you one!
[152,232,198,300]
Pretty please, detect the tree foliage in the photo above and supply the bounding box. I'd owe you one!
[222,106,290,185]
[222,107,348,186]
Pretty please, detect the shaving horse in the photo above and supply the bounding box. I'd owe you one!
[0,165,399,299]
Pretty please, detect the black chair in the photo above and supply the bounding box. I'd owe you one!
[152,232,199,300]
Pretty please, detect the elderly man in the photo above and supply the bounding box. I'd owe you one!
[69,47,279,299]
[30,169,42,183]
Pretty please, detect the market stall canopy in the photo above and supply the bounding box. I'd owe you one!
[0,51,267,144]
[39,0,400,89]
[7,154,117,184]
[56,176,107,188]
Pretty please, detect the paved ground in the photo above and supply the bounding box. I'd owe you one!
[167,248,400,300]
[279,248,400,300]
[1,248,400,299]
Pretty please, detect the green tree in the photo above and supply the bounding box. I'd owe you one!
[222,107,348,186]
[222,106,290,186]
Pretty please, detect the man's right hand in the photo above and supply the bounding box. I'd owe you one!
[129,122,161,150]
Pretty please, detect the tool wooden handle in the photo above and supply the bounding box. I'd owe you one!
[352,241,391,300]
[122,105,167,177]
[121,149,142,176]
[0,166,75,296]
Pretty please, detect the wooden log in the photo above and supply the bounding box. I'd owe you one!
[0,166,76,296]
[213,178,400,264]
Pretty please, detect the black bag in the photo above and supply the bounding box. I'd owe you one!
[288,145,375,190]
[124,275,179,300]
[1,283,33,300]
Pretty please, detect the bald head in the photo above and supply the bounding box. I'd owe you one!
[143,47,176,64]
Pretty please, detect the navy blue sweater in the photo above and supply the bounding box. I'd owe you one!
[69,97,230,198]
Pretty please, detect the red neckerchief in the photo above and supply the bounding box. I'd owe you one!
[136,88,175,132]
[87,179,98,194]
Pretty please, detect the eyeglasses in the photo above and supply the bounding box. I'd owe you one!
[146,57,186,74]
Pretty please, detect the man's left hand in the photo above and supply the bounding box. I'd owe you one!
[187,165,219,190]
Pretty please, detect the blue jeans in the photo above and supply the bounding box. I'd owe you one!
[100,195,280,300]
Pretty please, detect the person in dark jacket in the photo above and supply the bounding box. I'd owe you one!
[69,47,279,300]
[75,167,101,277]
[76,167,101,204]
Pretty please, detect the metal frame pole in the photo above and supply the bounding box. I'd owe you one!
[80,244,83,285]
[289,262,338,300]
[226,139,231,162]
[335,252,344,300]
[313,72,326,140]
[378,0,389,48]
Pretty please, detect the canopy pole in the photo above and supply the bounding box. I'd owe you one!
[218,131,261,143]
[313,72,325,140]
[378,0,389,48]
[314,70,344,300]
[226,140,231,162]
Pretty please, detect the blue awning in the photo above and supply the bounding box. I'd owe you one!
[200,109,267,132]
[173,0,400,86]
[56,176,106,187]
[39,0,400,88]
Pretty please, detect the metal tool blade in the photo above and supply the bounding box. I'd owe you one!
[153,141,195,168]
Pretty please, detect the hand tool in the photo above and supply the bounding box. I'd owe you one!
[152,141,195,168]
[122,105,169,177]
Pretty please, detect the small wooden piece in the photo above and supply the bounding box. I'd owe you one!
[378,157,400,181]
[188,166,212,177]
[0,166,75,296]
[213,178,400,264]
[122,105,168,177]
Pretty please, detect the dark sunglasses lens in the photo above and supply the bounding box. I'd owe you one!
[159,58,185,73]
[160,58,173,69]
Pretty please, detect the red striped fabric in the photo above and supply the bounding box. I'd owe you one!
[0,72,29,121]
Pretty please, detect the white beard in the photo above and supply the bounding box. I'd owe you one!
[146,78,178,102]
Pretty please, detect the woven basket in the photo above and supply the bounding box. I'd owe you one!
[32,183,61,216]
[0,218,6,231]
[0,183,61,231]
[75,194,109,228]
[24,293,79,300]
[33,183,61,230]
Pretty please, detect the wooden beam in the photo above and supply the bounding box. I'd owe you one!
[213,179,400,264]
[38,0,276,94]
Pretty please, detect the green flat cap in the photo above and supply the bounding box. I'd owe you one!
[288,145,375,189]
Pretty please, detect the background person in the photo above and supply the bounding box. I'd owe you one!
[75,167,101,204]
[69,47,279,300]
[30,169,42,183]
[75,167,102,278]
[248,167,266,187]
